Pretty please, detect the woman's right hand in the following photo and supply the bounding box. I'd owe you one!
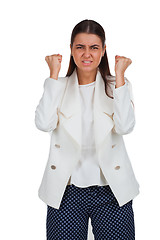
[45,54,62,80]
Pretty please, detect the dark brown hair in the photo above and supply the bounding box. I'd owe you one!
[66,19,115,98]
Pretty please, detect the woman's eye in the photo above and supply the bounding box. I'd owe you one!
[76,46,98,49]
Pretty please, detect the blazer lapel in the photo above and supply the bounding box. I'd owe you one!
[93,71,114,149]
[58,68,114,149]
[58,68,82,147]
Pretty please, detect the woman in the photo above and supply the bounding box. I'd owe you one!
[35,19,140,240]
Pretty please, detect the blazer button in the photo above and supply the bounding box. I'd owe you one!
[55,144,60,148]
[115,165,120,170]
[51,165,56,170]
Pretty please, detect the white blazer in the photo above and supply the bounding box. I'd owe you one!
[35,68,140,209]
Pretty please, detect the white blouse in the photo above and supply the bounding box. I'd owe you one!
[67,81,108,187]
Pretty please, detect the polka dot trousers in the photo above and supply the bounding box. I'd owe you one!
[46,184,135,239]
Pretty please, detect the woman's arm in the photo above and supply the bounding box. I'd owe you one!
[34,77,65,132]
[112,78,136,135]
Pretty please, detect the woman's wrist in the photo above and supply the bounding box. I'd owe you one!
[115,72,125,88]
[50,73,58,80]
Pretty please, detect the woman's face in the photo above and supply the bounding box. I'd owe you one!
[70,33,106,73]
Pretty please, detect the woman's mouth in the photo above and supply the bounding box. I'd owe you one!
[82,61,93,66]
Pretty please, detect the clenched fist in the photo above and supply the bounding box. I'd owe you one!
[114,55,132,75]
[45,54,62,79]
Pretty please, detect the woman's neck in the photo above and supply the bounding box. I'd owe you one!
[76,68,97,85]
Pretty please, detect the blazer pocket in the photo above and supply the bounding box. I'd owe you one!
[58,111,73,119]
[103,111,114,120]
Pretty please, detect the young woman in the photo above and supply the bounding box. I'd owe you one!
[35,19,140,240]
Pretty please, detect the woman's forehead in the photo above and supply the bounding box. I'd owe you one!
[74,33,102,44]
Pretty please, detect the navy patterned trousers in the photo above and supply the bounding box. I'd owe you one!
[46,184,135,239]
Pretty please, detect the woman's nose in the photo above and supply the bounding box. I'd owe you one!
[83,49,91,57]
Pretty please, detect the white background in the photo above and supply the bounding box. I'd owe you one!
[0,0,160,239]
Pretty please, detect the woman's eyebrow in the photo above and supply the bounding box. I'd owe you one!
[75,44,100,47]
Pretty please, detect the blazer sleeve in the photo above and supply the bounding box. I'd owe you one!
[34,77,66,132]
[112,77,136,135]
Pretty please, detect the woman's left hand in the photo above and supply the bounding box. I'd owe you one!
[114,55,132,75]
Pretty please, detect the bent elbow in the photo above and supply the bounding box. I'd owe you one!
[113,117,136,135]
[34,116,58,132]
